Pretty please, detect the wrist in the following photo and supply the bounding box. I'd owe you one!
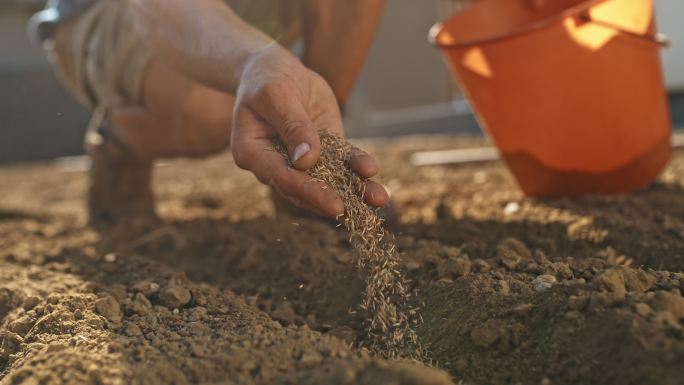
[238,44,303,90]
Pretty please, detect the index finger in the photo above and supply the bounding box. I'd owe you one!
[232,109,345,217]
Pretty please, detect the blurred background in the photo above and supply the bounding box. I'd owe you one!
[1,0,683,163]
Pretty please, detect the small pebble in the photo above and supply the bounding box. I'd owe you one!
[454,358,468,373]
[503,202,520,215]
[567,295,589,311]
[495,280,510,296]
[159,284,192,309]
[94,295,121,323]
[564,311,581,320]
[299,351,323,366]
[125,323,143,337]
[533,275,557,292]
[130,293,152,315]
[22,296,41,311]
[187,307,208,322]
[497,238,532,270]
[512,303,534,316]
[473,259,491,273]
[634,302,653,317]
[130,280,160,296]
[189,341,205,357]
[8,316,34,336]
[405,260,422,272]
[438,257,471,278]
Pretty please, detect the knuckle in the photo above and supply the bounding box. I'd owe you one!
[260,167,287,191]
[253,81,284,103]
[232,146,253,170]
[273,170,301,198]
[279,118,308,141]
[310,70,327,86]
[270,171,288,190]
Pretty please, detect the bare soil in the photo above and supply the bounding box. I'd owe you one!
[1,135,684,385]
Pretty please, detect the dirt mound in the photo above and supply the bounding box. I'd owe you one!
[2,135,684,384]
[0,248,450,385]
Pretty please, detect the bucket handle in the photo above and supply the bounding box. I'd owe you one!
[429,7,671,49]
[576,12,671,48]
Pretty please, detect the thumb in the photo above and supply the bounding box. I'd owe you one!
[253,90,321,170]
[276,109,322,170]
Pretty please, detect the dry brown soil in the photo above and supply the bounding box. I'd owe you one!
[1,135,684,385]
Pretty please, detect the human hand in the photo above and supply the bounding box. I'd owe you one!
[231,45,389,217]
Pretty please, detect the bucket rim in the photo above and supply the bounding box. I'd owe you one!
[429,0,607,49]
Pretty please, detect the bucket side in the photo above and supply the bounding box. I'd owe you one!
[438,0,671,174]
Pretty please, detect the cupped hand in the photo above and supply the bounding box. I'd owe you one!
[230,46,389,217]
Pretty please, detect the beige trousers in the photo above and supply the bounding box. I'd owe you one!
[50,0,302,109]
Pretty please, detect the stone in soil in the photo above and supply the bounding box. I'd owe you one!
[94,295,121,323]
[159,282,192,309]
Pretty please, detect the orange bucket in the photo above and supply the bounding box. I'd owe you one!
[430,0,672,197]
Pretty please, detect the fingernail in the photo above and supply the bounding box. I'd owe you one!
[292,142,311,163]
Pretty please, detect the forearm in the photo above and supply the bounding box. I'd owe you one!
[130,0,292,93]
[302,0,386,105]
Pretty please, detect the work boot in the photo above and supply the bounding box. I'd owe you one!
[85,109,157,228]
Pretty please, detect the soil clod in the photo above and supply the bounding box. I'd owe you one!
[497,238,532,270]
[94,295,121,323]
[532,274,557,292]
[159,282,192,309]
